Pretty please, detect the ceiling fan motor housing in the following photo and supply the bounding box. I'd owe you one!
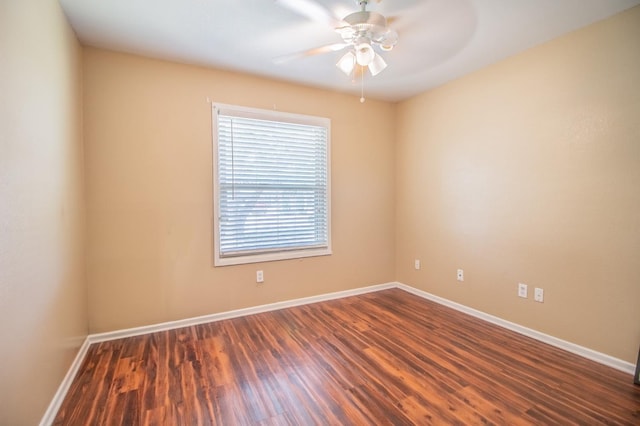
[343,11,386,39]
[340,10,397,50]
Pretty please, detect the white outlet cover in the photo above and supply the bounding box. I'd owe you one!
[457,269,464,281]
[518,283,528,298]
[534,287,544,302]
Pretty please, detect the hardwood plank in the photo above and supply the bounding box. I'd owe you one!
[54,288,640,425]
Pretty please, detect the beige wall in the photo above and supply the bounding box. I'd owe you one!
[0,2,635,423]
[83,48,396,333]
[396,6,640,363]
[0,0,87,424]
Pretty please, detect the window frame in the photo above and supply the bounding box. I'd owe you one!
[212,103,332,266]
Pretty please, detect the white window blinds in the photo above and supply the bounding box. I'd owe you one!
[213,104,331,266]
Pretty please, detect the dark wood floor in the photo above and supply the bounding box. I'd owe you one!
[54,288,640,425]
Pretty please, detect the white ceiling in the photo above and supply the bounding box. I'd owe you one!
[60,0,640,102]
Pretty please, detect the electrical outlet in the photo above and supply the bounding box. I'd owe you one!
[256,270,264,283]
[457,269,464,282]
[534,287,544,303]
[518,283,528,298]
[414,259,421,270]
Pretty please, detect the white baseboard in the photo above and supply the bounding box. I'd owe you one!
[395,282,636,375]
[41,280,635,425]
[39,337,91,426]
[89,282,397,343]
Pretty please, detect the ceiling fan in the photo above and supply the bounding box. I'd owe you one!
[277,0,399,78]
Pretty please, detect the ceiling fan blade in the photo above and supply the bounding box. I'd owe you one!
[386,15,398,26]
[275,0,340,27]
[274,43,349,64]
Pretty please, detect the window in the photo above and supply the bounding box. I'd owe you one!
[213,104,331,266]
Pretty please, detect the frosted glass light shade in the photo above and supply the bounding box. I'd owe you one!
[368,54,387,76]
[355,42,374,66]
[336,51,356,75]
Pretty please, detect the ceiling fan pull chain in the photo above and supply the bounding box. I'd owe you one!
[360,70,365,103]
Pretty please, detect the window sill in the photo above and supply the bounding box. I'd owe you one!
[214,247,332,266]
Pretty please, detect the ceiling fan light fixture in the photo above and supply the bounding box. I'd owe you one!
[368,53,387,76]
[379,29,398,51]
[355,41,374,66]
[336,50,356,75]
